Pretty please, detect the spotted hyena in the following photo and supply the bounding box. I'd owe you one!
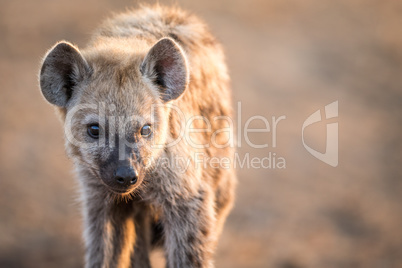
[39,5,236,268]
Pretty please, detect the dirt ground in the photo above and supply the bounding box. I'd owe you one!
[0,0,402,267]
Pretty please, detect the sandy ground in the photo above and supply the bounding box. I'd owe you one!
[0,0,402,267]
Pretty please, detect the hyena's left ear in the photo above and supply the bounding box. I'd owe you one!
[40,41,90,107]
[141,37,189,102]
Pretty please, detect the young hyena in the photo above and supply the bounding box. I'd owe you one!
[39,5,236,268]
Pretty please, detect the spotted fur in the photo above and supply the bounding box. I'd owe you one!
[39,5,236,268]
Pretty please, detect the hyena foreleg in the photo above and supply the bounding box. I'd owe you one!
[130,202,152,268]
[82,185,150,268]
[161,189,217,268]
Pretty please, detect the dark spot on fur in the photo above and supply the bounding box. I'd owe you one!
[151,220,164,247]
[168,33,181,43]
[202,36,217,47]
[187,233,196,244]
[186,251,202,267]
[200,226,209,237]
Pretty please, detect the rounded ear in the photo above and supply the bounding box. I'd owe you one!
[140,37,189,102]
[39,41,89,107]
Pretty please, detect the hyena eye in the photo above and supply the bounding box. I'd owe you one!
[141,124,152,137]
[87,123,100,139]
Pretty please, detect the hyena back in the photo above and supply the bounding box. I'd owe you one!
[39,5,236,268]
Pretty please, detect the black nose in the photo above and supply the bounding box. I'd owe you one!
[114,166,138,186]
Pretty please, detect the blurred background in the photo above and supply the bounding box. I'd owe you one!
[1,0,402,267]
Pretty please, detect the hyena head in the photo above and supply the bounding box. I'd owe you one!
[39,38,189,194]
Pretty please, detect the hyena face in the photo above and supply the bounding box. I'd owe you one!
[40,38,189,194]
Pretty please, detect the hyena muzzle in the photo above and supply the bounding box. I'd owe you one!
[39,5,236,268]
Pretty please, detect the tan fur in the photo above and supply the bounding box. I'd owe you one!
[39,5,236,268]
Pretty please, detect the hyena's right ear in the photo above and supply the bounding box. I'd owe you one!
[40,41,89,107]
